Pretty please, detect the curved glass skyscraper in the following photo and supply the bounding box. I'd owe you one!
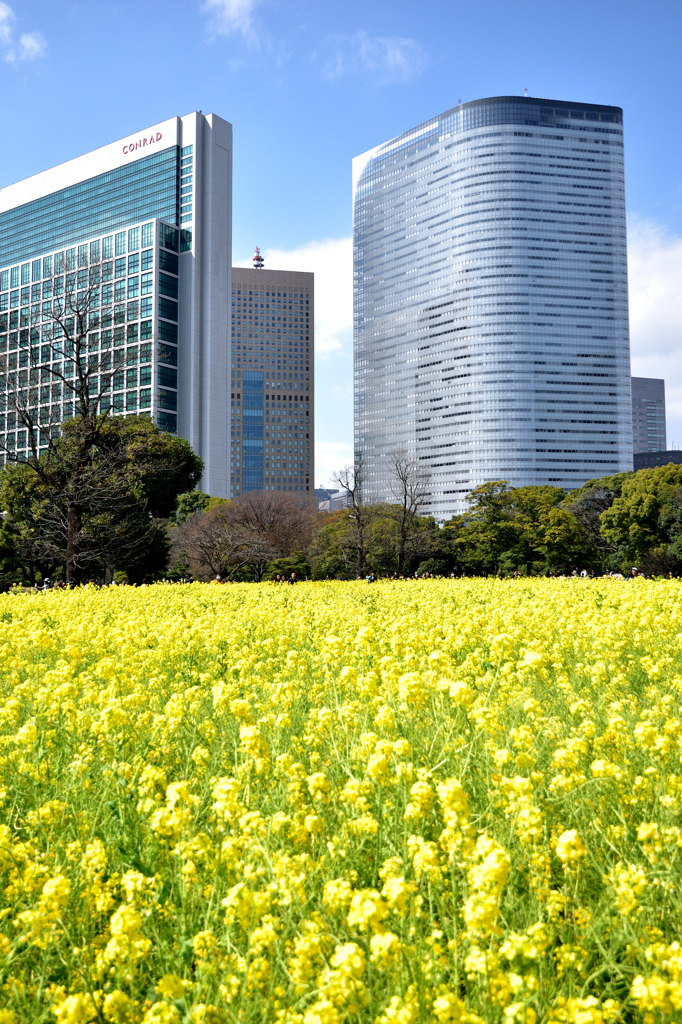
[353,95,632,519]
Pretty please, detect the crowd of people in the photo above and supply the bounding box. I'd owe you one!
[20,566,666,591]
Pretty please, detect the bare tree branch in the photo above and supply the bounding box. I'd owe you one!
[387,448,431,574]
[333,456,371,578]
[0,249,135,579]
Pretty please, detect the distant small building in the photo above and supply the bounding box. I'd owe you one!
[315,487,338,503]
[631,377,666,454]
[317,488,351,512]
[634,450,682,471]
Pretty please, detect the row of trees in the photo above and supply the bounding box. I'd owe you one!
[166,458,682,581]
[3,431,682,584]
[1,270,679,582]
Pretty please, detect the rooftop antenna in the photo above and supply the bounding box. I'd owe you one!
[253,246,264,270]
[524,87,528,97]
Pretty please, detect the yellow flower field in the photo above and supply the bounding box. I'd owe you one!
[0,579,680,1024]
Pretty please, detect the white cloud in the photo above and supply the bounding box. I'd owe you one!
[0,2,45,62]
[203,0,258,40]
[314,441,354,489]
[17,31,45,60]
[236,236,353,358]
[321,30,427,84]
[628,217,682,447]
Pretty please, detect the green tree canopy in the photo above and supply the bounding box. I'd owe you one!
[0,416,203,584]
[600,463,682,568]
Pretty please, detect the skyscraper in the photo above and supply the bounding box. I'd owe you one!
[631,377,666,453]
[230,263,314,496]
[0,112,232,496]
[353,95,632,519]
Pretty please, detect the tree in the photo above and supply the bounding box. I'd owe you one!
[333,459,371,577]
[177,503,249,581]
[0,417,202,583]
[0,257,130,579]
[387,449,431,574]
[600,463,682,570]
[563,472,630,558]
[170,490,210,526]
[446,482,592,575]
[174,490,317,582]
[446,482,517,574]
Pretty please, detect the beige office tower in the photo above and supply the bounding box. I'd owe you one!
[230,261,314,497]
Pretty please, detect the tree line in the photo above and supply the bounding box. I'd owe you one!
[165,457,682,582]
[3,426,682,586]
[1,275,679,583]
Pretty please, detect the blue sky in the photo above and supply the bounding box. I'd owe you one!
[2,0,682,483]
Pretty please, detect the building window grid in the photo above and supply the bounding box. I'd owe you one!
[0,217,183,449]
[354,100,630,517]
[229,276,313,495]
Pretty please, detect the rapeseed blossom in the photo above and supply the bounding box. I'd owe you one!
[0,577,680,1021]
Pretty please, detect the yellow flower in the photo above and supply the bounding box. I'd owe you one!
[556,830,587,868]
[156,974,186,1000]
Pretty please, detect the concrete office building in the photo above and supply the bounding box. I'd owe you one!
[0,112,233,496]
[353,95,633,519]
[631,376,666,453]
[231,263,314,496]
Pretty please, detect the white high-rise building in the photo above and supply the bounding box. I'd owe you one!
[0,112,232,496]
[353,95,633,518]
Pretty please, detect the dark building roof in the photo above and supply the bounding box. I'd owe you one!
[634,451,682,471]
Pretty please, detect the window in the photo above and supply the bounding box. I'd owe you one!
[159,273,178,299]
[140,344,152,363]
[140,321,152,341]
[159,297,178,322]
[141,249,153,271]
[126,368,138,388]
[141,273,153,296]
[158,365,177,389]
[127,278,139,299]
[115,258,126,278]
[158,411,177,433]
[141,223,154,248]
[158,388,177,411]
[158,321,177,344]
[32,260,41,282]
[159,250,178,275]
[115,232,126,257]
[90,240,100,263]
[139,387,151,408]
[128,227,140,252]
[160,224,178,251]
[158,343,177,365]
[128,254,139,275]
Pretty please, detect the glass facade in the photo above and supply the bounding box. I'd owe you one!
[353,95,632,519]
[230,269,313,497]
[631,377,666,454]
[0,147,180,267]
[0,217,179,455]
[242,372,263,491]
